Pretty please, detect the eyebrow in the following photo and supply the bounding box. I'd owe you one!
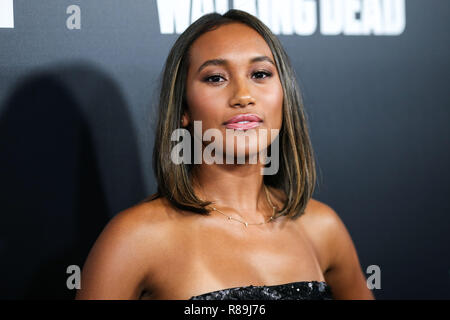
[197,56,276,74]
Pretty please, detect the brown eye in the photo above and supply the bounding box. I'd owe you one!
[203,74,226,83]
[252,71,272,79]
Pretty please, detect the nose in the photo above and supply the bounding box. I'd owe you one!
[229,78,256,108]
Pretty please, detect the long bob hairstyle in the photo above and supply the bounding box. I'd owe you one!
[145,9,317,219]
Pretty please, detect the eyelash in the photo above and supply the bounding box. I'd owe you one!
[203,70,273,84]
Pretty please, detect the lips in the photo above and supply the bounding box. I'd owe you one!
[224,113,263,130]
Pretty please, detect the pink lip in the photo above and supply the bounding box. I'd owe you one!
[225,113,262,130]
[225,121,262,130]
[224,113,263,130]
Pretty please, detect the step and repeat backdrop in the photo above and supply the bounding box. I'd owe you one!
[0,0,448,299]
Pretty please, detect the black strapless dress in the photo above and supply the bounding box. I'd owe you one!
[189,281,332,300]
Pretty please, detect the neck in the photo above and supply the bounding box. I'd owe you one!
[191,161,274,223]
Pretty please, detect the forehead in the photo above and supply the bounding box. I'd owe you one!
[188,23,274,67]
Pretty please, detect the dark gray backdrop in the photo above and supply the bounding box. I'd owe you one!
[0,0,448,299]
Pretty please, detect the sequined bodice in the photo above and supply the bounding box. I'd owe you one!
[189,281,332,300]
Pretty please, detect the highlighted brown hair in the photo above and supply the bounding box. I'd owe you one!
[144,9,317,219]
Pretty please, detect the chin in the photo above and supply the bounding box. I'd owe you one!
[223,143,265,164]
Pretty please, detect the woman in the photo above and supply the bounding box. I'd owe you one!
[75,9,374,300]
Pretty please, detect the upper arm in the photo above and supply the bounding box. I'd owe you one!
[318,203,375,300]
[75,208,153,300]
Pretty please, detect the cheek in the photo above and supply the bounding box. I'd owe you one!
[186,85,225,123]
[260,83,283,127]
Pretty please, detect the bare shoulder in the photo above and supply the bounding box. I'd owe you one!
[97,196,178,252]
[114,196,179,231]
[294,198,343,273]
[75,196,176,299]
[301,198,374,299]
[300,198,357,271]
[301,198,352,247]
[301,198,341,227]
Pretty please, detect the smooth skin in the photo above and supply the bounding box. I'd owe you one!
[75,23,374,300]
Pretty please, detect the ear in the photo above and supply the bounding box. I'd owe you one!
[181,112,190,127]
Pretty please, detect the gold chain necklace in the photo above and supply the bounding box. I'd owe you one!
[208,184,280,227]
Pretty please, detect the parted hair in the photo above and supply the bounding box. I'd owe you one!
[144,9,317,219]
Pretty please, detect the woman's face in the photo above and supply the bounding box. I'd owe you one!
[184,22,283,162]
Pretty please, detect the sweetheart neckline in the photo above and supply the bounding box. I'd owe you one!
[189,280,330,299]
